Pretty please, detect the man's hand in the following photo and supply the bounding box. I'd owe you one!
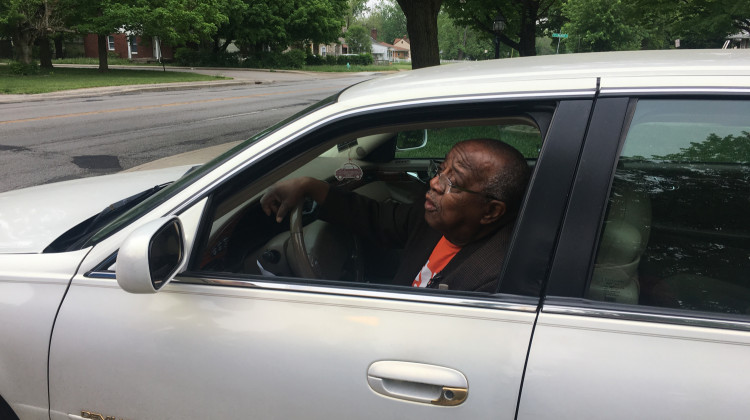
[261,177,330,223]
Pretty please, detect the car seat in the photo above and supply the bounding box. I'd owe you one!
[587,179,652,304]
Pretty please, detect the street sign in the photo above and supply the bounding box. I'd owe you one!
[552,33,568,38]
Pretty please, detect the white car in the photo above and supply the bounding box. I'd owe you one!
[1,49,749,420]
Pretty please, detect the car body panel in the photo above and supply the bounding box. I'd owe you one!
[49,278,537,420]
[518,311,750,419]
[0,166,193,253]
[338,50,750,108]
[0,250,90,420]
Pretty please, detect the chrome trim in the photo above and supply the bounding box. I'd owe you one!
[168,89,595,215]
[601,87,750,95]
[176,276,539,313]
[544,304,750,332]
[86,271,116,279]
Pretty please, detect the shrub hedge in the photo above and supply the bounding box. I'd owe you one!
[7,61,41,75]
[173,48,373,69]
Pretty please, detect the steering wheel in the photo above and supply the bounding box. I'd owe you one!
[288,202,365,282]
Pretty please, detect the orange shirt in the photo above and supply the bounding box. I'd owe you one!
[412,236,462,288]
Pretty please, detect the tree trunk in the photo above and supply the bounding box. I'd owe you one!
[54,35,65,59]
[97,34,109,72]
[39,36,53,68]
[396,0,442,69]
[13,25,35,65]
[518,0,539,56]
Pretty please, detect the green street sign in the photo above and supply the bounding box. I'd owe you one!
[552,33,569,38]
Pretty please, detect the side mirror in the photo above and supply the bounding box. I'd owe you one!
[395,129,428,151]
[116,216,185,294]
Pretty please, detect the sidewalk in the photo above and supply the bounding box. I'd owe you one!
[0,64,387,104]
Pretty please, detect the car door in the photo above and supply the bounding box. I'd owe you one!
[47,97,592,420]
[518,96,750,419]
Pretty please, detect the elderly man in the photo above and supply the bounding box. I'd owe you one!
[261,138,531,292]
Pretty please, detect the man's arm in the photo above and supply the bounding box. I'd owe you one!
[261,177,329,223]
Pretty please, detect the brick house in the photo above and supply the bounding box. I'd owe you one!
[83,33,174,61]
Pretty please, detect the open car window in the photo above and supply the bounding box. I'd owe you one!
[188,109,548,296]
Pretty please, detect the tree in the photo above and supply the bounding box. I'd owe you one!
[656,131,750,164]
[369,0,407,43]
[396,0,442,68]
[286,0,348,47]
[638,0,749,49]
[345,24,371,53]
[137,0,242,50]
[437,11,495,60]
[345,0,369,28]
[561,0,645,52]
[64,0,138,72]
[216,0,290,54]
[443,0,559,57]
[0,0,65,65]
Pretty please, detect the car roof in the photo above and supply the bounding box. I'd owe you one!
[337,49,750,108]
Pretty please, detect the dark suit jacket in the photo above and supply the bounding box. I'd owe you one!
[319,187,515,292]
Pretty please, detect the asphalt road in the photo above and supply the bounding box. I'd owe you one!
[0,68,376,193]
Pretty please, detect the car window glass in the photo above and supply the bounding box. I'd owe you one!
[190,116,545,296]
[588,99,750,315]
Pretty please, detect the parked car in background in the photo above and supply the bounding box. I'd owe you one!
[1,49,749,420]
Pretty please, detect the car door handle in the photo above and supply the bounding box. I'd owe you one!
[367,361,468,406]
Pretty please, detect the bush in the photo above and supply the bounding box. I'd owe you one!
[8,61,40,75]
[305,54,323,66]
[280,49,306,69]
[336,53,373,66]
[242,51,282,69]
[174,48,241,67]
[355,53,373,65]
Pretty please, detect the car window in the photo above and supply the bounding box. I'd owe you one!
[189,111,549,296]
[587,99,750,315]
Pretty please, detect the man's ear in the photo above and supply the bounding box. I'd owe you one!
[480,199,506,224]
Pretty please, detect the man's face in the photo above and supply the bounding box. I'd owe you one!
[424,141,502,245]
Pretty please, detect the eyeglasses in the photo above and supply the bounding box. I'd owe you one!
[428,160,500,201]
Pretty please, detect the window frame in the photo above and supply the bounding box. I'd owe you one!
[178,97,590,303]
[545,93,750,330]
[107,35,115,51]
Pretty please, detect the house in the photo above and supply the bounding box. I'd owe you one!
[369,29,410,63]
[393,37,410,60]
[83,32,174,61]
[724,31,749,49]
[313,37,349,57]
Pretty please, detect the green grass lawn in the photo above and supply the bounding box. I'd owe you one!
[395,125,543,159]
[0,66,228,94]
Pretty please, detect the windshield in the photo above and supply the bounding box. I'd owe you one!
[82,94,339,249]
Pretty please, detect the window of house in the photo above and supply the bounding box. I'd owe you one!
[588,99,750,315]
[130,36,138,54]
[107,36,115,51]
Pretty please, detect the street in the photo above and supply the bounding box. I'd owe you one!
[0,69,374,193]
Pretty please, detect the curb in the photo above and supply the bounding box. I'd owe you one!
[0,80,266,104]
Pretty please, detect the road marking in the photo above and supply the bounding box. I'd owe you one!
[0,86,341,126]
